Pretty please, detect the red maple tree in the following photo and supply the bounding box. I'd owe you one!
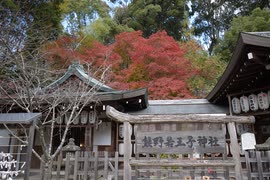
[45,31,197,99]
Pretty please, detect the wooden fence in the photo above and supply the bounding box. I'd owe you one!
[43,151,121,180]
[244,150,270,180]
[39,149,270,180]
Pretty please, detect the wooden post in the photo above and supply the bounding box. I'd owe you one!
[227,95,243,180]
[255,151,263,180]
[115,151,119,180]
[244,151,252,180]
[94,151,98,180]
[56,152,62,179]
[64,152,71,180]
[74,151,79,180]
[24,120,36,180]
[104,151,109,180]
[227,122,243,180]
[124,121,132,180]
[83,151,88,180]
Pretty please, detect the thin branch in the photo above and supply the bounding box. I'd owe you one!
[3,124,28,144]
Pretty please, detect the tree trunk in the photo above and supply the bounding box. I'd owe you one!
[42,161,52,180]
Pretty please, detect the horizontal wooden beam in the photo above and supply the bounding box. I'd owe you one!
[106,106,255,124]
[130,159,235,167]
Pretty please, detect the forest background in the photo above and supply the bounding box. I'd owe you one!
[1,0,270,99]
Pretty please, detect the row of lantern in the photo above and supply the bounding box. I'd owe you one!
[55,111,97,124]
[232,91,270,114]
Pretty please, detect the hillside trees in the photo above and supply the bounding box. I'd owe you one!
[84,17,134,44]
[46,31,224,99]
[190,0,270,55]
[109,31,195,99]
[60,0,110,34]
[216,8,270,62]
[0,0,63,52]
[114,0,187,40]
[182,40,226,97]
[0,0,65,80]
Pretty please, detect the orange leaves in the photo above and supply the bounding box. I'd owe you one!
[45,30,198,99]
[107,30,196,99]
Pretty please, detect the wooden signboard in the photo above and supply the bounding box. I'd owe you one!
[135,123,225,154]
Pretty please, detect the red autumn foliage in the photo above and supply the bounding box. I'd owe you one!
[45,31,197,99]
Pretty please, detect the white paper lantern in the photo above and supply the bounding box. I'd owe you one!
[119,143,124,155]
[258,92,269,110]
[89,111,96,124]
[119,124,124,138]
[65,112,71,124]
[248,94,258,111]
[56,114,63,124]
[119,143,132,156]
[81,111,88,124]
[73,115,79,124]
[240,96,249,112]
[119,124,132,138]
[232,97,241,114]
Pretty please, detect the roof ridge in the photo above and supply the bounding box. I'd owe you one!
[46,62,115,92]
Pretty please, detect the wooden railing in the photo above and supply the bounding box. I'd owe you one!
[48,151,121,180]
[243,150,270,180]
[42,150,270,180]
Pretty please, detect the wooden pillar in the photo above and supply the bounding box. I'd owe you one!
[227,95,243,180]
[124,121,132,180]
[85,125,92,150]
[227,122,243,180]
[24,120,37,180]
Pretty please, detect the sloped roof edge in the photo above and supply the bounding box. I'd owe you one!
[207,32,270,103]
[130,99,228,115]
[46,62,115,92]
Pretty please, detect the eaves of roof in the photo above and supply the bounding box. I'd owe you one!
[207,32,270,104]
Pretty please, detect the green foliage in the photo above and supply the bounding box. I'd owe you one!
[84,17,133,44]
[26,0,63,51]
[190,0,270,55]
[182,40,226,97]
[0,0,63,77]
[60,0,110,34]
[45,31,225,99]
[216,8,270,62]
[114,0,186,41]
[190,0,240,55]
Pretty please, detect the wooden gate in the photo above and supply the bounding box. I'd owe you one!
[132,122,233,179]
[106,105,255,180]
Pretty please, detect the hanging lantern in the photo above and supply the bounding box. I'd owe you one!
[81,111,88,124]
[248,94,258,111]
[73,114,79,124]
[119,124,124,138]
[258,92,269,110]
[232,97,241,114]
[89,111,96,124]
[65,112,71,124]
[240,96,249,113]
[56,114,63,124]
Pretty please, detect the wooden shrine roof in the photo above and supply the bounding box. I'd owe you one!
[130,99,228,115]
[46,62,114,92]
[207,32,270,105]
[0,63,148,111]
